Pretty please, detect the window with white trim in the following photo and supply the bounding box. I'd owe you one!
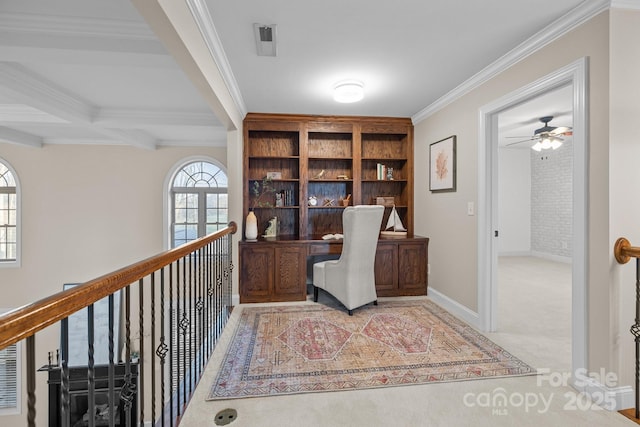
[0,161,17,264]
[170,161,228,248]
[0,309,20,416]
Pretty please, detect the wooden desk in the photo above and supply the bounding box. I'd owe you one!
[239,235,428,303]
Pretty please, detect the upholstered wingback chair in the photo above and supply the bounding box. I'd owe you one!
[313,205,384,315]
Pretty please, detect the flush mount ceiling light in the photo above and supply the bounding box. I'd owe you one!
[333,81,364,103]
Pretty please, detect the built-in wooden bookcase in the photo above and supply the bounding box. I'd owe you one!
[242,114,414,239]
[361,128,413,234]
[245,125,301,237]
[241,114,424,303]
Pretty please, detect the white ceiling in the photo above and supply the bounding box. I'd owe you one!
[0,0,597,149]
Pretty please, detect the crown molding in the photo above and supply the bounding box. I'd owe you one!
[412,0,610,124]
[0,13,156,41]
[611,0,640,10]
[158,138,226,148]
[185,0,247,118]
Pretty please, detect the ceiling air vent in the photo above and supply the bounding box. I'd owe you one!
[253,24,277,57]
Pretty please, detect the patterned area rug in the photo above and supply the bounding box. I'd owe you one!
[207,299,535,400]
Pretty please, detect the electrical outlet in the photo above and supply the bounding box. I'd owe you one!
[467,202,474,216]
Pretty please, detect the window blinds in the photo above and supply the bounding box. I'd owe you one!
[0,343,18,411]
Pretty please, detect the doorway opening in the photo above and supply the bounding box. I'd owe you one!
[495,84,573,372]
[477,58,588,375]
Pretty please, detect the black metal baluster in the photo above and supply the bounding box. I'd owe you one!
[228,235,234,309]
[181,255,188,412]
[198,247,204,377]
[215,239,220,341]
[87,304,95,427]
[156,267,169,427]
[169,262,174,426]
[60,317,70,427]
[208,242,214,353]
[26,335,36,427]
[108,294,116,427]
[139,278,145,426]
[204,244,210,360]
[634,258,640,419]
[151,272,157,425]
[218,239,222,332]
[121,286,134,427]
[175,260,185,417]
[188,251,194,397]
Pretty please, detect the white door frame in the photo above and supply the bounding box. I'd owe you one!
[477,57,588,373]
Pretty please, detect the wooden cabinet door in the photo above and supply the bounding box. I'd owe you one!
[240,245,274,303]
[374,242,398,296]
[398,242,427,294]
[274,245,307,301]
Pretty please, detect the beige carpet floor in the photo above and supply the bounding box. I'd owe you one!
[181,257,635,426]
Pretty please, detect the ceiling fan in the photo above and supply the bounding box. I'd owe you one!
[506,116,573,151]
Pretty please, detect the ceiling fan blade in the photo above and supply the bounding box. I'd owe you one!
[505,138,534,146]
[549,126,572,135]
[505,135,533,139]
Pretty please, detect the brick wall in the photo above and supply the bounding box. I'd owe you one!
[530,140,573,258]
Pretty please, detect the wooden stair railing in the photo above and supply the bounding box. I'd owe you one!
[0,222,237,427]
[615,237,640,421]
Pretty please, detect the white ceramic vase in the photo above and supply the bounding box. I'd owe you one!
[245,210,258,240]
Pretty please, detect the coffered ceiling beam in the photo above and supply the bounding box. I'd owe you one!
[0,126,43,148]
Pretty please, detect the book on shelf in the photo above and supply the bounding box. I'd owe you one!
[377,163,392,180]
[276,190,295,207]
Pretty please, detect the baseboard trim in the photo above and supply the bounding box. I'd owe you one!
[232,294,240,306]
[498,251,532,257]
[569,375,635,411]
[428,288,482,329]
[530,251,572,264]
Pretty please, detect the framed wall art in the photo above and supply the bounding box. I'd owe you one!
[429,135,456,192]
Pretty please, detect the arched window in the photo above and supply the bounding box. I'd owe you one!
[0,160,18,265]
[170,160,228,248]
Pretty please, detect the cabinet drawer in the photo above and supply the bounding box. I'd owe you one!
[308,241,343,255]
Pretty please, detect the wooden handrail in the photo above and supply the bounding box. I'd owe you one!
[614,237,640,264]
[0,222,237,350]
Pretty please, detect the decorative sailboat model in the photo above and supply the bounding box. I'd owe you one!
[380,205,407,237]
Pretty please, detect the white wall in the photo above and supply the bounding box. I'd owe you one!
[498,148,531,255]
[531,140,573,259]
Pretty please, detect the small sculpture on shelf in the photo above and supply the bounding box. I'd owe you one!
[313,169,326,179]
[340,194,351,207]
[263,217,278,238]
[308,196,318,206]
[322,198,335,206]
